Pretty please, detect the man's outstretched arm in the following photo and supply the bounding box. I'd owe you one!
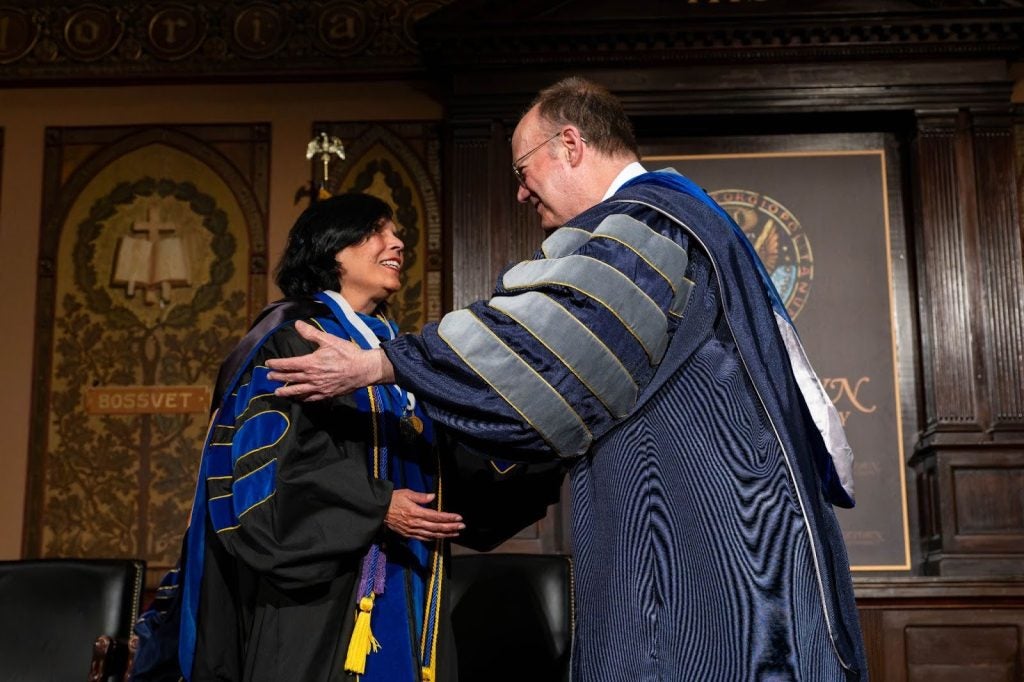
[266,320,394,399]
[270,203,693,459]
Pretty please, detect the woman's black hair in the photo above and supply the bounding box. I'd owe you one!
[274,193,394,297]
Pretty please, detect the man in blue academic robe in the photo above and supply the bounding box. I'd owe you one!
[268,77,868,681]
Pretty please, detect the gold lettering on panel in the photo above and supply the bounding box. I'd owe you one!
[85,386,211,415]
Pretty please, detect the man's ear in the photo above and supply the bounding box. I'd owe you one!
[563,127,586,168]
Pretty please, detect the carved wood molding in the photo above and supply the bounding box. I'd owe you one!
[2,1,1020,83]
[0,0,453,83]
[417,1,1024,71]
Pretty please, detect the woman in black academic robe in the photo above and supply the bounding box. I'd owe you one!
[136,194,461,682]
[133,193,565,682]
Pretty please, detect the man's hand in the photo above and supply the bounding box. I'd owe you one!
[385,490,465,541]
[266,320,395,400]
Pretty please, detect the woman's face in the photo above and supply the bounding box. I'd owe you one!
[336,219,404,314]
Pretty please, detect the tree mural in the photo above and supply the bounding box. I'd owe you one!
[44,176,250,567]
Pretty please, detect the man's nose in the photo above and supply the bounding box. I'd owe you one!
[516,183,531,203]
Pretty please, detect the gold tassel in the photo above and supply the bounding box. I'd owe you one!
[344,595,381,674]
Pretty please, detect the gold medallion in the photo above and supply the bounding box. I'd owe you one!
[399,413,424,443]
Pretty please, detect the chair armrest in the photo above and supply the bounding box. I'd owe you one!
[89,635,131,682]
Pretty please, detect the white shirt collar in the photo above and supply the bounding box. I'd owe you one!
[602,161,647,201]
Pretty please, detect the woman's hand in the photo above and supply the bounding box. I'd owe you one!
[385,489,465,541]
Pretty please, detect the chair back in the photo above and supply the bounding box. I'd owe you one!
[449,553,573,682]
[0,558,144,682]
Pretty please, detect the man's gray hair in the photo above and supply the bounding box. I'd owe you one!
[529,76,639,158]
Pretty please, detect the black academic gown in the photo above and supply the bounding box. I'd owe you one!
[190,323,459,682]
[130,297,566,682]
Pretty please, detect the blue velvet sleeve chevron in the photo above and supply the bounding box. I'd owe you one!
[386,206,696,460]
[209,323,393,589]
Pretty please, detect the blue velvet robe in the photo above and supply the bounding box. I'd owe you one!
[385,171,868,680]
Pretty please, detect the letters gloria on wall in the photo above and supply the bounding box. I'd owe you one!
[647,132,916,570]
[25,124,269,587]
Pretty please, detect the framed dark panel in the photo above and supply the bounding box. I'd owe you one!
[643,132,917,570]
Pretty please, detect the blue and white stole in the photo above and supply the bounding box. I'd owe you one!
[315,292,445,682]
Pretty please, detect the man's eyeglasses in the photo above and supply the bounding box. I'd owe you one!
[516,129,589,186]
[511,130,562,187]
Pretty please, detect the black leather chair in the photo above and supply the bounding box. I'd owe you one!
[0,558,145,682]
[449,553,573,682]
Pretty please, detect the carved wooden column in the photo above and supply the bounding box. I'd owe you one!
[446,113,569,554]
[447,116,542,306]
[911,107,1024,576]
[448,123,497,310]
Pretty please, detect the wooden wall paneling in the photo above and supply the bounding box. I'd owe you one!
[886,130,926,571]
[487,120,518,294]
[914,455,941,563]
[928,449,1024,575]
[911,112,973,571]
[0,127,4,233]
[971,113,1024,434]
[887,611,1023,681]
[910,107,1024,441]
[857,606,886,682]
[950,456,1024,544]
[857,578,1024,682]
[445,116,537,306]
[911,107,1024,575]
[912,111,985,434]
[449,123,495,310]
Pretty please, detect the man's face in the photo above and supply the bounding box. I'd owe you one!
[511,107,579,231]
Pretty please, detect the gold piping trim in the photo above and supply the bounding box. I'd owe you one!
[233,410,291,468]
[490,296,635,416]
[591,233,678,294]
[504,254,665,364]
[438,310,591,453]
